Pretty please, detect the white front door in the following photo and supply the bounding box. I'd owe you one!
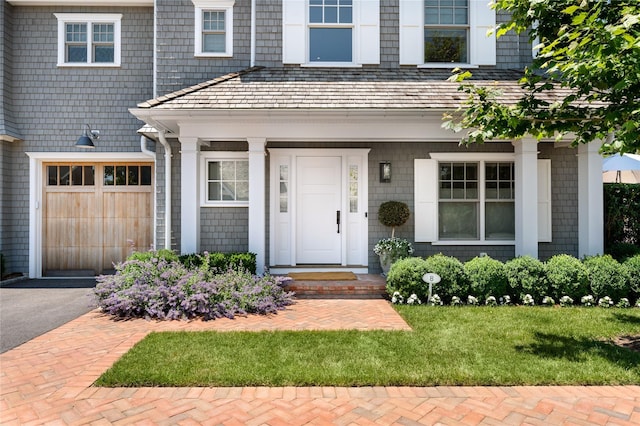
[269,148,369,270]
[296,156,342,264]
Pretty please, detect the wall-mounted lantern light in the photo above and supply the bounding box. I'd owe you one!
[380,162,391,183]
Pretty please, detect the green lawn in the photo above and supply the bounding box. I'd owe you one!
[96,306,640,387]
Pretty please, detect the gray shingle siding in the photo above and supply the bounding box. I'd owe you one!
[200,208,249,253]
[155,0,252,96]
[539,143,579,259]
[1,1,21,140]
[5,6,153,274]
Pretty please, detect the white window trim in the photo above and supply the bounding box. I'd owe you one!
[281,0,379,67]
[200,151,248,207]
[193,0,234,57]
[430,152,515,245]
[399,0,495,66]
[54,13,122,67]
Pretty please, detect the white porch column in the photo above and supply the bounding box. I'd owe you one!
[248,138,266,275]
[514,139,539,258]
[180,137,201,254]
[578,141,604,257]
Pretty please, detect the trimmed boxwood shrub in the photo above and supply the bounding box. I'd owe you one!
[386,257,430,301]
[623,255,640,299]
[504,256,547,304]
[583,255,629,301]
[423,253,469,303]
[464,256,508,300]
[544,254,589,300]
[178,252,257,274]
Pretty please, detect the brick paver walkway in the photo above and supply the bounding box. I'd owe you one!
[1,299,639,425]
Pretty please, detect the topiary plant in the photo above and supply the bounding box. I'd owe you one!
[583,254,629,301]
[544,254,589,301]
[378,201,410,238]
[464,256,508,300]
[504,255,547,303]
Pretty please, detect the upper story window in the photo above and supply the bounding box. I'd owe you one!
[424,0,469,63]
[309,0,353,63]
[55,14,122,67]
[193,0,234,57]
[399,0,495,67]
[283,0,380,66]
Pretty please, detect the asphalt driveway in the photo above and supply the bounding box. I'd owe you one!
[0,278,97,353]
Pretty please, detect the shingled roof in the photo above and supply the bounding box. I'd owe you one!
[137,66,545,110]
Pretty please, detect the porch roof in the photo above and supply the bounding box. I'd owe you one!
[137,67,553,111]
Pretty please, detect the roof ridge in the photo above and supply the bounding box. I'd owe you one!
[137,66,264,108]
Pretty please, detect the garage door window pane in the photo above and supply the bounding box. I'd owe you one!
[104,166,114,185]
[59,166,70,186]
[48,166,58,185]
[84,166,95,185]
[71,166,83,186]
[128,166,139,185]
[115,166,126,185]
[141,166,152,185]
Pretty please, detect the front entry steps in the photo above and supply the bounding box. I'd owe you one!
[283,274,387,299]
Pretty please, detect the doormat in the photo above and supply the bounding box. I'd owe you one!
[287,272,357,281]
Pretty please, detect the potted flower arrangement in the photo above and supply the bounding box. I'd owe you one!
[374,201,413,274]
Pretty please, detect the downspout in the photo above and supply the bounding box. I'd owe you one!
[250,0,256,66]
[140,135,155,157]
[157,131,172,250]
[140,136,157,250]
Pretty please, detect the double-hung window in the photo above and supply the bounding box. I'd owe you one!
[438,161,515,241]
[55,14,122,67]
[309,0,354,63]
[282,0,379,66]
[399,0,495,66]
[200,153,248,206]
[424,0,469,63]
[193,0,234,57]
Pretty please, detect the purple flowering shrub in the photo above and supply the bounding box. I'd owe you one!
[95,253,293,320]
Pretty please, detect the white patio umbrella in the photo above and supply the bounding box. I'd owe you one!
[602,153,640,183]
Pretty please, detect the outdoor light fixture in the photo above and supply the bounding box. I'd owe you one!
[75,124,100,148]
[380,162,391,183]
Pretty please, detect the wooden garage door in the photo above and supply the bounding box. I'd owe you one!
[43,163,153,275]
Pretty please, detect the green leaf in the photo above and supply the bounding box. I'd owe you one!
[562,5,580,15]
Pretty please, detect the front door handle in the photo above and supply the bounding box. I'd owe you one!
[336,210,341,234]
